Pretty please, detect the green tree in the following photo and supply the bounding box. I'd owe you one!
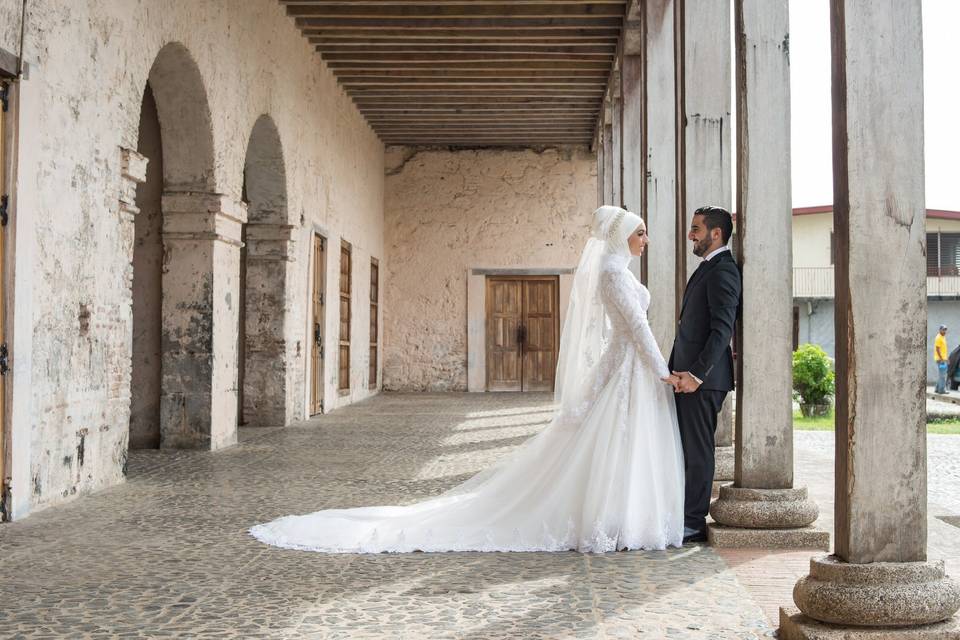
[793,343,835,408]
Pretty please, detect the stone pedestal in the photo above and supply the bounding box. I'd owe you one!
[709,486,827,549]
[792,557,960,628]
[780,606,960,640]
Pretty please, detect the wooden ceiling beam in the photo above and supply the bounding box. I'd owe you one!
[351,95,602,102]
[278,0,626,146]
[287,4,625,18]
[348,85,604,94]
[322,53,614,62]
[282,1,623,5]
[369,120,597,126]
[315,44,616,53]
[296,17,623,29]
[301,29,621,38]
[334,68,609,78]
[328,60,613,70]
[311,37,618,45]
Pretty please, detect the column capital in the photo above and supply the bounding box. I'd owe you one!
[161,192,247,246]
[245,222,297,262]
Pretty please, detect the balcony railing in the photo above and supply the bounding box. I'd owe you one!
[793,267,835,298]
[793,267,960,298]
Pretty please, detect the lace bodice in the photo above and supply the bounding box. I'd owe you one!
[598,256,671,380]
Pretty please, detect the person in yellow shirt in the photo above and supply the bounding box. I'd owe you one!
[935,325,949,394]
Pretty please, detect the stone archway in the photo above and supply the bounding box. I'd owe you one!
[129,82,164,449]
[238,115,295,426]
[129,42,244,451]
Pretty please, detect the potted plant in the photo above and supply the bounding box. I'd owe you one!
[792,344,835,418]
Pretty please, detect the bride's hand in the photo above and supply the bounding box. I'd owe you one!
[661,374,680,390]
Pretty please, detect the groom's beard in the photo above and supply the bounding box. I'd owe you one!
[692,237,712,257]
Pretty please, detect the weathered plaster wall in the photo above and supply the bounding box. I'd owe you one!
[383,147,596,391]
[0,0,384,518]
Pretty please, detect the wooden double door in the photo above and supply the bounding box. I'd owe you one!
[486,276,559,392]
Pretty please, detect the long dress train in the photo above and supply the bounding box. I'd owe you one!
[249,253,684,553]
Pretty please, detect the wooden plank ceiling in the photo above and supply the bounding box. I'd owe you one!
[280,0,626,147]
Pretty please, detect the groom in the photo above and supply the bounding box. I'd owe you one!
[668,206,741,543]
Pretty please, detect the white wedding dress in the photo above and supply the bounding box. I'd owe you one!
[250,208,685,553]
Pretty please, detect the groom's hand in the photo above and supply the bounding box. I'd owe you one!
[671,371,702,393]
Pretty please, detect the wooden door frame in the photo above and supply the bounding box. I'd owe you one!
[338,239,352,395]
[0,61,23,520]
[484,275,560,392]
[368,257,379,390]
[309,231,327,416]
[0,76,9,518]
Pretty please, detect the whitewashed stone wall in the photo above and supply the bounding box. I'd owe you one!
[0,0,384,518]
[383,147,596,391]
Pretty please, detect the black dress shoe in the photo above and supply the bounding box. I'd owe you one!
[682,530,707,543]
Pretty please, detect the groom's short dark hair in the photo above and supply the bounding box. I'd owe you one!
[694,206,733,244]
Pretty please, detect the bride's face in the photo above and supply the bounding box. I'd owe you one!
[627,224,648,256]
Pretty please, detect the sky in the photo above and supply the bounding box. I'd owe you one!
[785,0,959,210]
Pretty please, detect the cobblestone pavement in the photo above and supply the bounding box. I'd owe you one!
[1,393,776,639]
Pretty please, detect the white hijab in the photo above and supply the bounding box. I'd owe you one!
[554,206,644,412]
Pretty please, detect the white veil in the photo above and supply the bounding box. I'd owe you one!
[554,206,644,415]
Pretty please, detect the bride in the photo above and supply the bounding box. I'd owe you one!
[250,206,685,553]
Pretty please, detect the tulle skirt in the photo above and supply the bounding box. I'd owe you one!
[249,346,685,553]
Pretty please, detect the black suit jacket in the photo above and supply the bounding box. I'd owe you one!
[669,250,741,392]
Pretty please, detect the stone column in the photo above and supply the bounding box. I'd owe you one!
[782,0,960,634]
[680,0,735,484]
[611,70,623,207]
[707,0,825,550]
[160,192,246,450]
[602,107,614,206]
[595,126,605,208]
[621,36,644,283]
[643,0,679,350]
[242,223,297,427]
[621,57,641,218]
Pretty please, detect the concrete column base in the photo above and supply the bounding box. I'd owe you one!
[714,445,735,481]
[780,606,960,639]
[708,523,829,550]
[710,485,819,529]
[792,556,960,628]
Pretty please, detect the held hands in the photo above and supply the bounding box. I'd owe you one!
[661,371,701,393]
[661,374,681,390]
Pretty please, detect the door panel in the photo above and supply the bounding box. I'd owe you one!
[485,279,522,391]
[339,243,351,392]
[485,276,558,393]
[522,279,558,392]
[310,234,326,415]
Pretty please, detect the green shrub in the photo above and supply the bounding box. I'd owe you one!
[793,343,835,406]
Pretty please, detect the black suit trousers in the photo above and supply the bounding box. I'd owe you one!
[675,388,726,531]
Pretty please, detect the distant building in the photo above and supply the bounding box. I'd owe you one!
[783,206,960,382]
